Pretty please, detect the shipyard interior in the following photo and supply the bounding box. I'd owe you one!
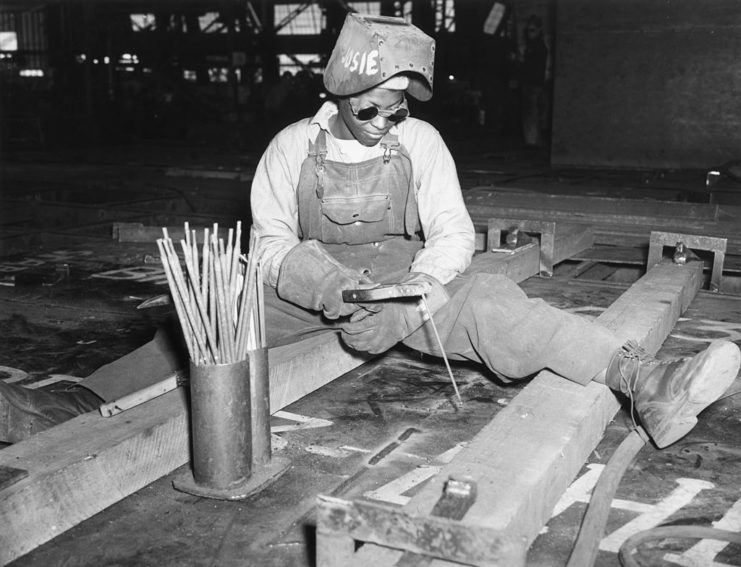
[1,1,741,566]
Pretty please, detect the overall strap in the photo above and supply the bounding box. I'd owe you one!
[380,132,420,237]
[379,132,400,164]
[310,130,328,198]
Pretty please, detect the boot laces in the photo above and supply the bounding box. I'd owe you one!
[617,340,651,430]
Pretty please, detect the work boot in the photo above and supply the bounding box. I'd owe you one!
[0,380,103,444]
[605,340,740,448]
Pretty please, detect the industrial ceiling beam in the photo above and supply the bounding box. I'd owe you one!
[273,1,313,34]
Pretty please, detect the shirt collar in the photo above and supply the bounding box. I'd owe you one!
[309,100,339,133]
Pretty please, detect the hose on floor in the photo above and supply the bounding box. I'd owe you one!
[565,427,649,567]
[618,526,741,566]
[566,420,741,567]
[615,383,741,565]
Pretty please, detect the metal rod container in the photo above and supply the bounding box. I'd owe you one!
[173,347,290,500]
[249,347,271,468]
[190,357,253,490]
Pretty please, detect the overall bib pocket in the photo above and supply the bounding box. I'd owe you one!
[320,194,391,244]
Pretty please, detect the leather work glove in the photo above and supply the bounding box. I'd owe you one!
[340,273,449,354]
[277,240,373,319]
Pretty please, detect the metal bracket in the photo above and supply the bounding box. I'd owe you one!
[487,218,556,277]
[315,486,526,567]
[647,231,727,292]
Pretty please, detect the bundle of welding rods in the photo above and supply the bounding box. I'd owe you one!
[156,221,265,366]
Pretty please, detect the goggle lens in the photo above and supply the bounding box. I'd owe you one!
[354,106,409,123]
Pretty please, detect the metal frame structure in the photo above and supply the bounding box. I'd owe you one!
[0,1,533,147]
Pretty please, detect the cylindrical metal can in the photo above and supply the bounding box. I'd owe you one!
[189,357,254,490]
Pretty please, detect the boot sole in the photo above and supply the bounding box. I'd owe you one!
[651,340,740,448]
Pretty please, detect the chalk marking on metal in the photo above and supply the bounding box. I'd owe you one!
[550,463,655,523]
[271,410,334,433]
[0,367,29,384]
[304,445,352,458]
[25,374,84,389]
[599,478,715,553]
[364,466,441,506]
[339,445,372,454]
[363,442,467,505]
[663,490,741,567]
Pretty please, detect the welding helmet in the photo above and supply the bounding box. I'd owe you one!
[323,13,435,101]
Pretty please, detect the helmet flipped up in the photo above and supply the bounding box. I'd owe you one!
[323,13,435,101]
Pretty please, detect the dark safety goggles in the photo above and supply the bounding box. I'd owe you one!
[350,98,409,123]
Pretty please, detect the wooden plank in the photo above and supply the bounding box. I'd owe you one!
[473,207,713,234]
[350,259,703,564]
[552,223,596,264]
[316,495,526,567]
[468,201,714,232]
[268,335,372,412]
[474,223,594,271]
[466,244,540,283]
[487,221,595,276]
[0,333,369,565]
[465,188,721,221]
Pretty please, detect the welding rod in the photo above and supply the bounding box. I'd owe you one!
[99,371,185,417]
[421,295,463,407]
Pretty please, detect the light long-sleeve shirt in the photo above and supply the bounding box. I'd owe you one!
[251,101,475,286]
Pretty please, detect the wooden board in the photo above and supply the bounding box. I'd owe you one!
[465,188,724,221]
[466,244,540,283]
[316,495,526,567]
[349,258,704,564]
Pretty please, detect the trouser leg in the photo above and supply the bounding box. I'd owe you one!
[403,273,624,384]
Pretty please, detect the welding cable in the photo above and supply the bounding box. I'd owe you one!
[565,427,649,567]
[618,526,741,567]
